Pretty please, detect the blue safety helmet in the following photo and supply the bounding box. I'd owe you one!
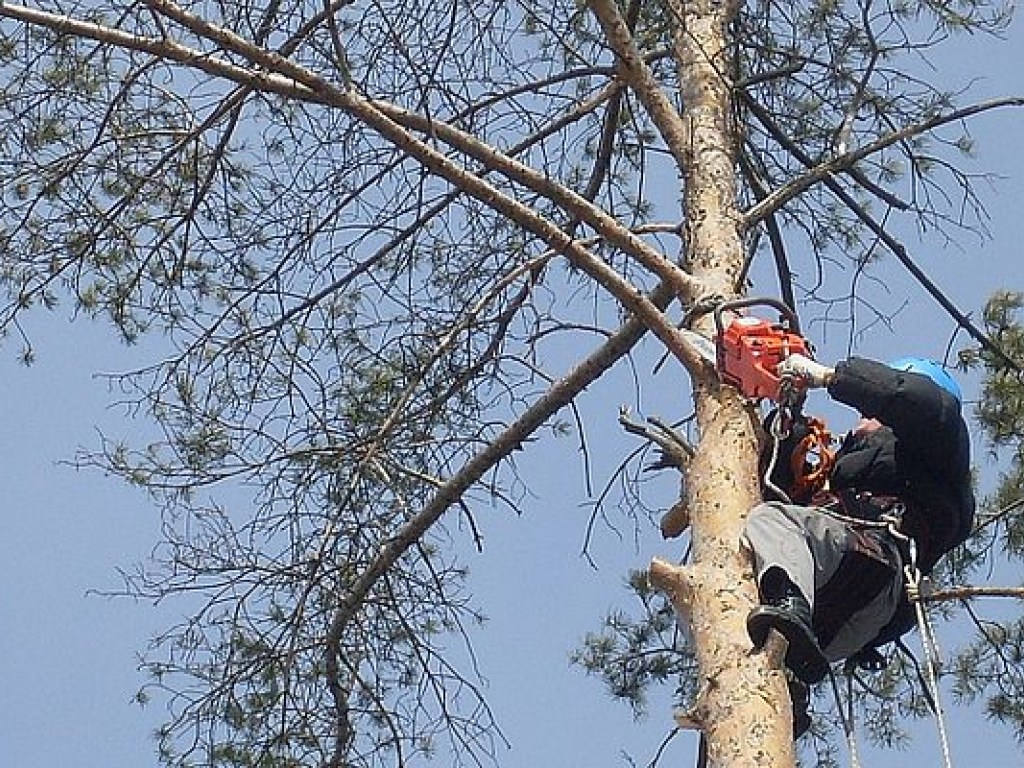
[888,357,962,403]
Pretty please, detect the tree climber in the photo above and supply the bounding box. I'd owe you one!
[741,355,975,737]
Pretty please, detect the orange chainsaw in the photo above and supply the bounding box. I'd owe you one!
[681,298,834,500]
[681,297,814,403]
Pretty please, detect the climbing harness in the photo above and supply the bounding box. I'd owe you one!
[786,415,835,501]
[761,403,822,505]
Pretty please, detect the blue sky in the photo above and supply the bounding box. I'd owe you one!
[2,8,1024,768]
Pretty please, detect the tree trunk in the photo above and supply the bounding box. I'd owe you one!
[650,2,797,765]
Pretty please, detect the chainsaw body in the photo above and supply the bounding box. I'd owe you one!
[714,298,812,402]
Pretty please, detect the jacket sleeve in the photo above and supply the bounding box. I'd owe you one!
[826,356,963,463]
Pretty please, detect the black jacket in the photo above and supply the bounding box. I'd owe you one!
[826,357,975,574]
[761,356,974,653]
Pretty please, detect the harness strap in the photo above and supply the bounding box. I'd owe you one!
[811,490,906,523]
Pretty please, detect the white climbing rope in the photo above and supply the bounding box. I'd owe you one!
[825,521,956,768]
[904,538,955,768]
[828,668,863,768]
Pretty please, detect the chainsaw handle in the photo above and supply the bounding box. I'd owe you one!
[713,297,802,338]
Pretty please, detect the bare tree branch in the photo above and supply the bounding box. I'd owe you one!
[925,586,1024,603]
[587,0,692,168]
[324,279,678,763]
[745,96,1024,227]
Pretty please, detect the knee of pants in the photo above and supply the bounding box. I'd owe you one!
[743,502,803,541]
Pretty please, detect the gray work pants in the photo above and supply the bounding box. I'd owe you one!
[743,502,906,661]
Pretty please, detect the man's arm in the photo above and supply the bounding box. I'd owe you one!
[826,357,958,439]
[780,354,965,464]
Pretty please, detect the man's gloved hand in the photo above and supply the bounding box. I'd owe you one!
[778,353,834,388]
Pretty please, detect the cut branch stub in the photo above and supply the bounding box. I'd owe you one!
[649,557,697,616]
[660,495,690,539]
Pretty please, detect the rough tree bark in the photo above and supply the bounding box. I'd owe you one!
[648,1,798,765]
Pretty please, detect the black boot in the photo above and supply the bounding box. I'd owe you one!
[747,570,829,685]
